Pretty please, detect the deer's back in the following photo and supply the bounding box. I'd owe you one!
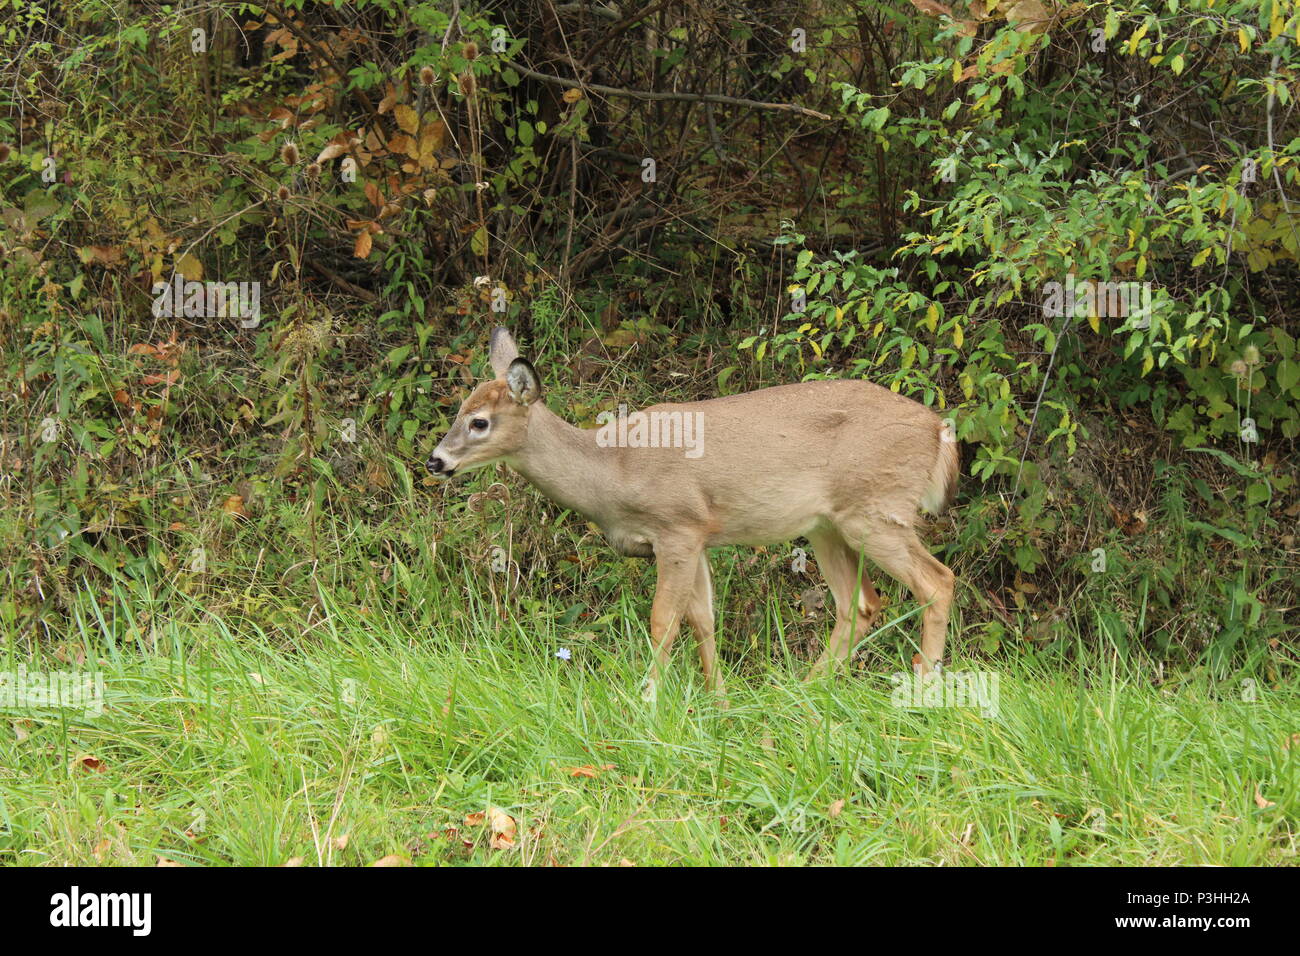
[608,380,944,546]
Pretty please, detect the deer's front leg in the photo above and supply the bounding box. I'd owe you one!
[643,542,702,702]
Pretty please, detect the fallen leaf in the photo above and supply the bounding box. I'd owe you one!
[71,754,105,773]
[566,764,616,778]
[829,799,846,818]
[369,853,411,867]
[486,806,517,849]
[280,857,305,867]
[140,369,181,386]
[333,833,350,851]
[222,494,250,519]
[156,856,184,867]
[1254,784,1276,809]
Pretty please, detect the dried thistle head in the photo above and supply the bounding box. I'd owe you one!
[419,65,436,87]
[280,314,334,363]
[463,41,479,61]
[460,70,477,97]
[1243,344,1261,366]
[0,143,11,163]
[276,185,290,202]
[280,141,300,166]
[306,162,322,180]
[1230,359,1248,377]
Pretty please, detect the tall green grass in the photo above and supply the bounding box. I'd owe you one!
[1,590,1295,866]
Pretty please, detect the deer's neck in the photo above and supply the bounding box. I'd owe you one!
[509,403,616,524]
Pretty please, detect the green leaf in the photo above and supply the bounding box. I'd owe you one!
[1277,358,1300,392]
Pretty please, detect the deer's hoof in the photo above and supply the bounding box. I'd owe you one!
[911,653,944,682]
[640,677,658,704]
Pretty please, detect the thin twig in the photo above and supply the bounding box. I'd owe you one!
[503,60,833,120]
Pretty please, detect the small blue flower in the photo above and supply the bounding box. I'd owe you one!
[556,648,572,661]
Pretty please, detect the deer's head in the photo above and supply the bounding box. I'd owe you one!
[426,327,541,478]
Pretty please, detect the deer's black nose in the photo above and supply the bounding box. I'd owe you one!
[427,455,446,474]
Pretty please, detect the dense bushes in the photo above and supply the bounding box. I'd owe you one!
[0,0,1295,675]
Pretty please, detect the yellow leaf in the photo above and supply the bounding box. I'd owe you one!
[394,104,419,135]
[1087,312,1100,334]
[1238,27,1250,52]
[175,252,203,281]
[952,322,964,348]
[354,231,373,259]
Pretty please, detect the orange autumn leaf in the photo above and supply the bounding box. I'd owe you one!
[566,764,616,778]
[221,494,250,519]
[141,369,181,386]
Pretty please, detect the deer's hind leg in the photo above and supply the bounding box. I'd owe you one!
[805,528,883,680]
[837,520,955,676]
[683,552,727,700]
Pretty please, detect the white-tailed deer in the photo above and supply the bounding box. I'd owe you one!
[429,327,958,700]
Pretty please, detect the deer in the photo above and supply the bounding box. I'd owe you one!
[428,327,959,702]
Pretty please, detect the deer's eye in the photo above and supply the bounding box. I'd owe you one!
[470,417,490,432]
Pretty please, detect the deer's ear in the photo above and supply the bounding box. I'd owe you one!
[489,326,520,378]
[506,358,541,406]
